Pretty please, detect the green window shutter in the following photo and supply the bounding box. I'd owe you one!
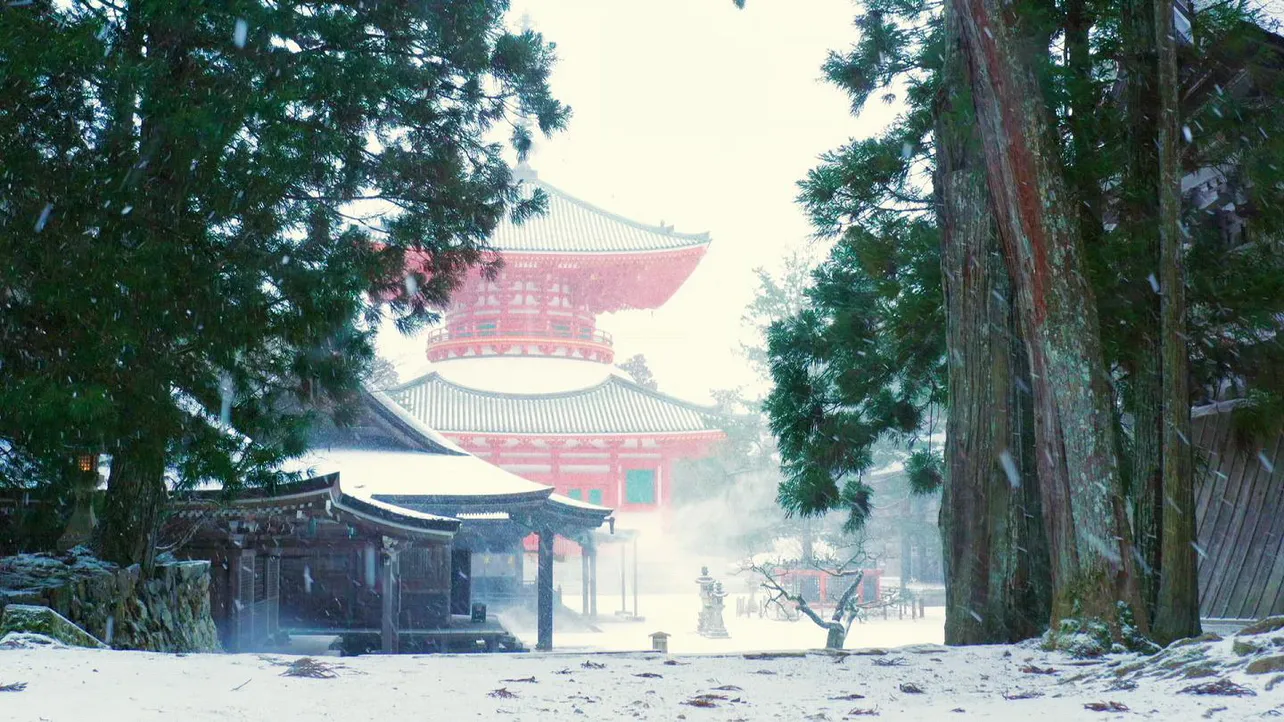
[588,489,604,506]
[567,488,583,501]
[625,469,656,504]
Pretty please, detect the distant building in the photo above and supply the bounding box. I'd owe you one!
[388,164,726,563]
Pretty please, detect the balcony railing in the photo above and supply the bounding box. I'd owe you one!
[425,325,613,348]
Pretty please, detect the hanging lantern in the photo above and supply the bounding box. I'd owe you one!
[77,453,98,473]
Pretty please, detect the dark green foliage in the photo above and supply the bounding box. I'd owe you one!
[764,212,945,531]
[0,0,566,560]
[762,0,1284,572]
[905,448,944,495]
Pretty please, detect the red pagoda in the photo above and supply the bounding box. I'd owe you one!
[388,164,726,568]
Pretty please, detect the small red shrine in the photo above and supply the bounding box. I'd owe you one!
[389,164,726,551]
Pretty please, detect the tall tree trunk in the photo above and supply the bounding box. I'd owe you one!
[1123,0,1166,621]
[938,4,1052,645]
[950,0,1148,634]
[1152,0,1201,644]
[1131,352,1164,614]
[96,435,168,567]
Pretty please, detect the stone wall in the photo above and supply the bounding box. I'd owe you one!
[0,547,221,652]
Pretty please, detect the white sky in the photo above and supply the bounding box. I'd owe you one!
[377,0,900,403]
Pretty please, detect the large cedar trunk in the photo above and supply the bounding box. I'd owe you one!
[96,437,168,568]
[1152,0,1201,644]
[1122,0,1166,620]
[950,0,1147,633]
[937,6,1052,644]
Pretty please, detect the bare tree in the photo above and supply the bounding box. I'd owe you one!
[742,547,896,650]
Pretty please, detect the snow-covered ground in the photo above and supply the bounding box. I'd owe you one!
[3,636,1281,721]
[504,594,944,654]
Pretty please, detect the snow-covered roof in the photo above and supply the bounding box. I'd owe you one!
[387,372,724,437]
[492,173,711,255]
[548,492,612,514]
[430,355,628,395]
[283,448,550,502]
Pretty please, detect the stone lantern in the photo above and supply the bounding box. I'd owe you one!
[649,631,670,653]
[58,453,100,551]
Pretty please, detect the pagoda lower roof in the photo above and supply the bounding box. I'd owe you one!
[386,372,726,438]
[490,176,711,255]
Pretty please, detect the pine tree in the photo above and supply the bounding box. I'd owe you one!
[616,354,659,391]
[0,0,567,565]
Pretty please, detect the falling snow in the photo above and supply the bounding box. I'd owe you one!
[1256,450,1274,473]
[34,203,53,232]
[998,450,1020,488]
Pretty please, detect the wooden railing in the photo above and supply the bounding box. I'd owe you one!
[425,325,613,347]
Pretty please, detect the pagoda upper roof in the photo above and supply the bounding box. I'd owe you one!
[491,173,711,256]
[387,371,725,438]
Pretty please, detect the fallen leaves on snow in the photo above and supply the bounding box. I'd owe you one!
[1003,690,1045,700]
[280,658,339,679]
[898,682,925,694]
[872,656,908,667]
[488,687,518,699]
[1179,678,1256,697]
[1083,701,1129,712]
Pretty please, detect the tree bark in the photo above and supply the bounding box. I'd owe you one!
[1122,0,1166,620]
[96,435,168,568]
[937,3,1052,644]
[1152,0,1201,644]
[950,0,1148,634]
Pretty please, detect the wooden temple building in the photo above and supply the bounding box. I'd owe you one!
[166,389,613,653]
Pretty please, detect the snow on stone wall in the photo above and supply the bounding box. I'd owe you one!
[0,547,220,653]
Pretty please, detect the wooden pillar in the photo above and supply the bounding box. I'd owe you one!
[536,530,554,651]
[229,548,256,652]
[900,528,912,588]
[265,554,280,642]
[381,540,401,654]
[658,457,674,509]
[619,538,628,613]
[588,544,598,620]
[581,541,591,616]
[610,447,622,508]
[632,535,640,619]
